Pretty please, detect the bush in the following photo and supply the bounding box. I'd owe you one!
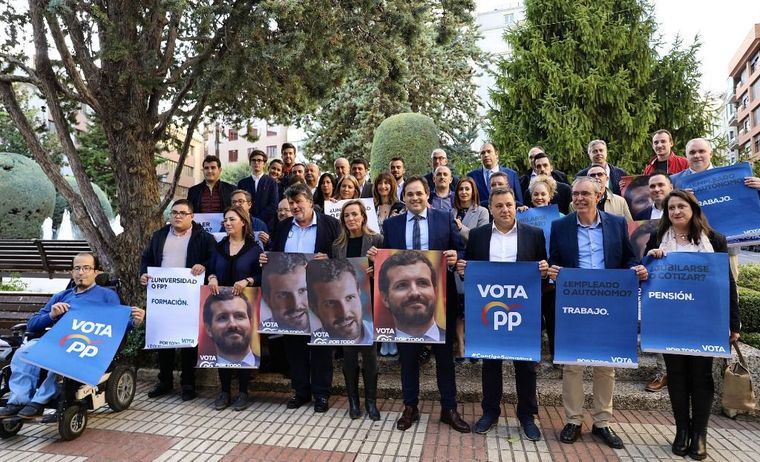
[220,162,251,186]
[370,113,439,180]
[738,263,760,289]
[739,286,760,333]
[0,273,28,291]
[0,152,56,238]
[743,332,760,350]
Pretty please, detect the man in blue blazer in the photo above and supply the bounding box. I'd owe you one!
[369,175,470,433]
[263,183,341,413]
[456,187,549,441]
[547,176,648,450]
[237,149,279,225]
[576,140,628,195]
[467,142,523,205]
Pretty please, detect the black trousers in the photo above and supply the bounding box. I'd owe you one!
[398,341,457,410]
[664,354,714,433]
[157,347,197,389]
[481,359,538,421]
[541,289,556,358]
[343,345,377,380]
[218,369,251,394]
[284,335,333,399]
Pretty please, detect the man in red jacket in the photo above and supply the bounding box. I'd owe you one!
[643,129,688,175]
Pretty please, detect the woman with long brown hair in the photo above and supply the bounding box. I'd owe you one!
[373,172,404,226]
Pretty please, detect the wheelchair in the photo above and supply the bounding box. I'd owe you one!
[0,274,137,441]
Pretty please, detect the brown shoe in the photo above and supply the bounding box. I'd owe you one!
[440,408,471,433]
[645,374,667,392]
[396,405,420,431]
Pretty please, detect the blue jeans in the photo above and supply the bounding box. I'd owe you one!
[8,339,58,405]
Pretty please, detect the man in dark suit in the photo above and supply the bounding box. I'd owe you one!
[262,183,341,413]
[237,149,279,224]
[547,176,648,450]
[576,140,628,195]
[521,146,570,186]
[456,186,549,440]
[467,142,523,205]
[186,155,236,213]
[368,175,470,433]
[350,157,374,198]
[520,153,572,213]
[424,149,460,193]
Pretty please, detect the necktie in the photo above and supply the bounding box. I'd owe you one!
[412,215,421,250]
[485,169,492,192]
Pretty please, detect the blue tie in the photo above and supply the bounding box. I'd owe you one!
[485,169,492,192]
[412,215,421,250]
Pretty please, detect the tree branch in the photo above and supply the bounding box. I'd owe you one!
[0,74,39,85]
[57,4,99,80]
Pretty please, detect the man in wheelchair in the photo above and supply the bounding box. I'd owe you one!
[0,252,144,419]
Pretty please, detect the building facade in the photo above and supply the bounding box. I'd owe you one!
[728,24,760,161]
[204,120,305,166]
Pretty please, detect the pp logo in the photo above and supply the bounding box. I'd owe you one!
[59,334,101,358]
[481,301,522,331]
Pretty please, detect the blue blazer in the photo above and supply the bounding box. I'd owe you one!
[381,208,464,256]
[269,212,341,257]
[467,166,523,205]
[238,174,279,225]
[549,211,637,269]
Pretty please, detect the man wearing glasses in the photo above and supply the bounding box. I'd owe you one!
[520,146,570,190]
[576,140,628,195]
[230,189,270,248]
[140,199,215,401]
[238,149,279,225]
[0,252,145,419]
[571,164,633,223]
[424,149,459,194]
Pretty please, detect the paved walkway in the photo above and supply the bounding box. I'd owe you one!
[1,381,759,461]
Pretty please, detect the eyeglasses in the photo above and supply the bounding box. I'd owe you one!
[432,156,447,161]
[170,211,192,217]
[571,191,595,197]
[250,158,265,163]
[231,199,251,206]
[588,172,606,178]
[72,265,94,273]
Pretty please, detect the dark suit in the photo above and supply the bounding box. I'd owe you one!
[465,223,546,421]
[381,208,464,410]
[577,164,628,196]
[519,169,570,191]
[186,180,236,213]
[237,174,279,225]
[269,212,341,400]
[633,206,654,221]
[358,180,373,199]
[549,211,637,270]
[467,166,524,205]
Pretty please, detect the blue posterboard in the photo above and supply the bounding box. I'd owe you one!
[20,302,132,386]
[554,268,639,367]
[641,252,731,358]
[463,261,542,361]
[516,205,560,254]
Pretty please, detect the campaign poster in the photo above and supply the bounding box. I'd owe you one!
[373,249,447,344]
[323,198,380,233]
[193,213,224,234]
[620,175,653,220]
[463,261,542,361]
[145,266,203,349]
[516,204,560,255]
[258,252,314,335]
[628,220,660,261]
[306,257,374,346]
[20,302,132,386]
[554,268,639,367]
[674,162,760,245]
[641,252,731,358]
[197,286,261,368]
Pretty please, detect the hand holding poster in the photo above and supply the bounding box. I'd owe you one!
[306,257,374,345]
[259,252,313,335]
[324,198,380,233]
[20,302,132,386]
[145,266,203,349]
[197,286,261,368]
[373,249,447,344]
[463,261,542,361]
[641,252,731,357]
[554,268,639,367]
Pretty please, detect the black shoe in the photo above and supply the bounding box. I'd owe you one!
[286,395,310,409]
[347,395,361,419]
[520,417,542,441]
[314,396,329,413]
[591,425,624,449]
[147,382,173,399]
[17,402,44,419]
[365,399,380,421]
[688,431,707,460]
[473,415,498,434]
[181,386,197,402]
[0,403,24,418]
[559,423,581,444]
[213,392,231,411]
[232,392,251,411]
[672,427,690,456]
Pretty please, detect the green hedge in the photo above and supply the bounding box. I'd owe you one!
[370,113,439,180]
[739,286,760,333]
[738,263,760,290]
[743,332,760,350]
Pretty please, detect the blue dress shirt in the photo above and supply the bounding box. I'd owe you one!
[576,213,605,269]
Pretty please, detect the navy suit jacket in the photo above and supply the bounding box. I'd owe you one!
[549,211,637,269]
[467,166,523,205]
[269,212,341,257]
[465,222,547,263]
[381,208,464,256]
[633,206,653,221]
[187,180,236,213]
[238,174,279,225]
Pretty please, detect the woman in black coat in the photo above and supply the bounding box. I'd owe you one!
[644,190,740,461]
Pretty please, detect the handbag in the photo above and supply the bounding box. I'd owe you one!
[722,342,757,413]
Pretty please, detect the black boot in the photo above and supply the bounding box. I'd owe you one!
[688,429,707,461]
[672,424,690,456]
[363,365,380,421]
[343,368,361,419]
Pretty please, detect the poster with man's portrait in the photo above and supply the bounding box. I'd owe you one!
[197,286,261,369]
[306,257,374,346]
[259,252,314,335]
[620,175,653,220]
[373,249,447,344]
[628,219,660,261]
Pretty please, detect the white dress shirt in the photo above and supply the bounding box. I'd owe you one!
[489,221,518,262]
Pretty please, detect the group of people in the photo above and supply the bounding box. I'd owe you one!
[0,132,753,462]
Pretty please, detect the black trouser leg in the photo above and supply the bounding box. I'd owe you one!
[179,347,197,389]
[218,369,232,393]
[689,356,714,434]
[359,345,378,400]
[237,369,251,394]
[343,347,360,418]
[514,360,538,421]
[664,354,691,429]
[157,349,176,386]
[310,345,334,399]
[481,359,503,418]
[541,290,556,358]
[284,335,311,399]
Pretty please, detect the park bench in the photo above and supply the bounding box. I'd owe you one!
[0,239,91,280]
[0,292,53,335]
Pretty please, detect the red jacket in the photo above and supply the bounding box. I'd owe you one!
[643,152,688,175]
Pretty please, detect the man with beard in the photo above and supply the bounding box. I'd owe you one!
[261,253,310,331]
[202,288,258,367]
[307,259,372,343]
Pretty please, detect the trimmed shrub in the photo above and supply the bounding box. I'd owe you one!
[743,332,760,350]
[738,263,760,290]
[221,162,251,186]
[0,152,56,238]
[370,113,439,180]
[52,176,115,238]
[739,286,760,333]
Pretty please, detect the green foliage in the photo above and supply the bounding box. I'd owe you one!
[77,117,117,209]
[738,264,760,290]
[0,273,28,291]
[52,177,115,237]
[742,332,760,349]
[739,287,760,333]
[488,0,718,175]
[370,113,440,179]
[0,152,56,238]
[220,162,251,186]
[119,323,154,368]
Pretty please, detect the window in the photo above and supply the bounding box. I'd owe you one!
[266,145,277,158]
[755,135,760,154]
[754,107,760,127]
[228,129,238,141]
[741,117,750,134]
[752,79,760,100]
[228,149,238,163]
[742,93,749,109]
[266,125,277,136]
[743,141,752,155]
[250,127,259,138]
